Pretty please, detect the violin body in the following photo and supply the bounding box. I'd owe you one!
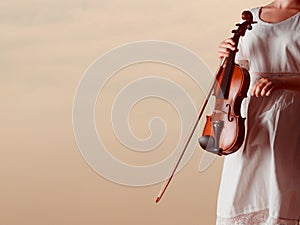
[199,64,250,155]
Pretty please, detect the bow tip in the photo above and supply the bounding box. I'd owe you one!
[155,197,161,203]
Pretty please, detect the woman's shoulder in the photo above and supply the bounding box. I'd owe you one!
[248,7,260,12]
[238,7,260,23]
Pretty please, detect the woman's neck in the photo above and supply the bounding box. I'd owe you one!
[269,0,300,9]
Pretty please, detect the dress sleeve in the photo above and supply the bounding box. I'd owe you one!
[235,34,250,71]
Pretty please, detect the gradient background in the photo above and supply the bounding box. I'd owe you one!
[1,0,268,224]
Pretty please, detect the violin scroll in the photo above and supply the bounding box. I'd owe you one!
[233,10,257,36]
[242,10,254,21]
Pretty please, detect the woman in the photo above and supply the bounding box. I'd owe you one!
[216,1,300,224]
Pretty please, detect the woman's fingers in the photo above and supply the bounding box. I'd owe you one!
[217,38,237,59]
[251,78,278,97]
[251,78,269,97]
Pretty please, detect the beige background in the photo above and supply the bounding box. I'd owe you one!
[1,0,268,224]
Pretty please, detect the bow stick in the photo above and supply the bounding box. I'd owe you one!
[155,58,226,203]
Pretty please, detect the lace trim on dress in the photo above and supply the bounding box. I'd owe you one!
[217,209,269,225]
[216,209,300,225]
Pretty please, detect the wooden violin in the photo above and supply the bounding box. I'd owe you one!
[155,11,256,203]
[199,11,256,155]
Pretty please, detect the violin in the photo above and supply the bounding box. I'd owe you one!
[155,11,256,203]
[199,11,256,155]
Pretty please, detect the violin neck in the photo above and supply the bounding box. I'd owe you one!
[228,34,240,66]
[217,34,240,99]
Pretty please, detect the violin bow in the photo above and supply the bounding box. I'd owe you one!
[155,58,226,203]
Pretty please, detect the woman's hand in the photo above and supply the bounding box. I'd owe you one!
[217,38,237,59]
[251,78,283,97]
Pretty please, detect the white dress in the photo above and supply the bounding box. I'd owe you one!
[216,7,300,225]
